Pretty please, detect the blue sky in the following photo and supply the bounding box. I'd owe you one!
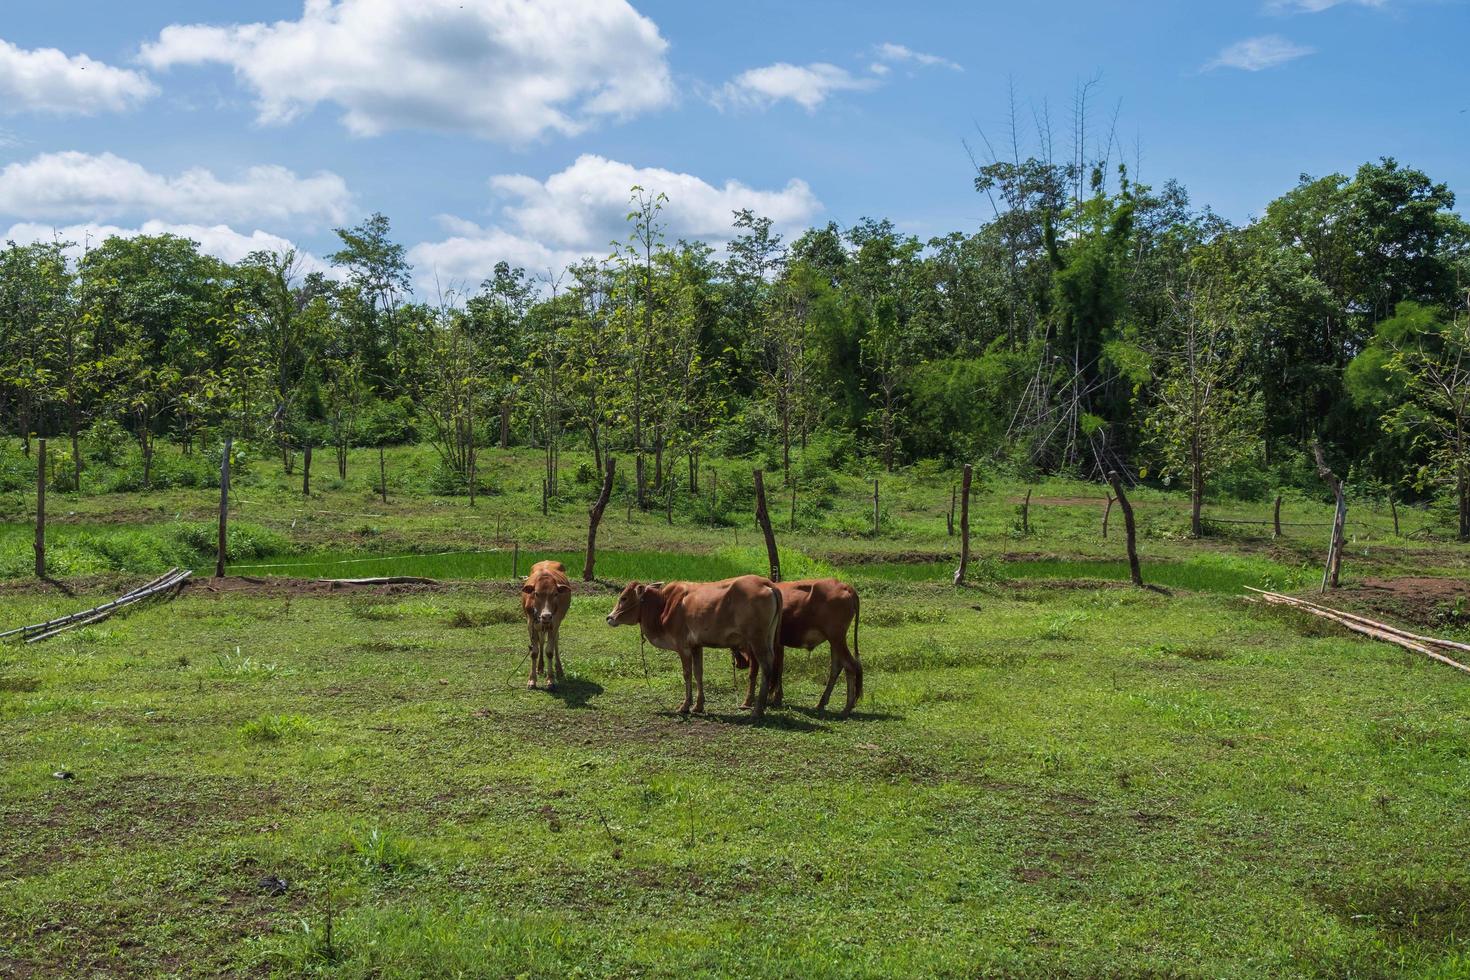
[1,0,1466,293]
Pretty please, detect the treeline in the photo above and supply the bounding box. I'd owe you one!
[2,153,1469,532]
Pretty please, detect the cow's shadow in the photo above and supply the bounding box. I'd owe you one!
[652,708,827,733]
[782,704,903,723]
[547,676,603,709]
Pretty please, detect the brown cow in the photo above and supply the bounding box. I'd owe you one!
[736,578,863,717]
[522,560,572,690]
[606,576,782,719]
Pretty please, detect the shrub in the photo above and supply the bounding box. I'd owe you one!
[239,714,312,743]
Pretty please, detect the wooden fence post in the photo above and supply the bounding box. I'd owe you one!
[790,475,798,532]
[1390,496,1400,537]
[1273,495,1283,539]
[953,464,973,586]
[872,479,880,536]
[753,469,781,582]
[34,438,45,578]
[302,445,312,497]
[1106,471,1143,587]
[583,457,615,581]
[378,447,387,504]
[1313,441,1347,591]
[1103,494,1115,539]
[216,437,231,578]
[542,479,548,516]
[468,446,476,508]
[1022,488,1032,536]
[513,540,520,581]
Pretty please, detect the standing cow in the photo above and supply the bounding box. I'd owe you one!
[522,560,572,690]
[736,578,863,717]
[606,576,782,719]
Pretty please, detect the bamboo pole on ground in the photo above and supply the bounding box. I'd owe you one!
[1105,471,1142,587]
[583,457,615,582]
[216,437,231,578]
[754,469,781,582]
[1248,588,1470,676]
[953,464,973,586]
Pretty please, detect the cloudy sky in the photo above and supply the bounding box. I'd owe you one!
[2,0,1466,292]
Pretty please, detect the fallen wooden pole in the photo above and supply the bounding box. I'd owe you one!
[1247,588,1470,676]
[0,568,181,640]
[1246,587,1470,656]
[321,576,439,587]
[23,570,192,644]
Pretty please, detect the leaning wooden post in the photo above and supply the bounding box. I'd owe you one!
[302,444,312,497]
[1312,441,1347,592]
[216,436,231,578]
[34,438,45,578]
[872,479,880,536]
[512,540,519,580]
[1106,471,1143,587]
[953,464,973,586]
[1102,494,1115,539]
[378,446,387,504]
[1273,494,1283,539]
[1390,496,1400,537]
[1022,487,1032,536]
[753,469,781,582]
[583,457,615,581]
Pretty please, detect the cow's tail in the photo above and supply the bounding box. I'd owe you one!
[851,587,863,703]
[767,583,783,662]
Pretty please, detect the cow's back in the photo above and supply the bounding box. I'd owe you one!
[777,578,856,648]
[670,576,778,648]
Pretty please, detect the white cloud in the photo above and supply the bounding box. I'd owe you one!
[139,0,673,142]
[1205,35,1315,71]
[0,151,351,227]
[409,154,823,291]
[873,42,962,72]
[4,220,331,272]
[1266,0,1386,12]
[0,38,157,115]
[716,62,878,112]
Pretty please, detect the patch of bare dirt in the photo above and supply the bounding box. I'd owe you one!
[1335,577,1470,630]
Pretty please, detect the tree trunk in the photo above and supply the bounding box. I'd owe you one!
[216,437,231,578]
[1106,471,1143,587]
[302,445,312,497]
[34,439,45,578]
[953,464,973,586]
[1273,495,1283,539]
[499,398,511,449]
[753,469,781,582]
[1190,434,1203,538]
[583,457,615,581]
[1313,441,1347,591]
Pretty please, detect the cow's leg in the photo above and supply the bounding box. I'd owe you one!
[834,634,861,717]
[691,645,705,714]
[751,645,773,721]
[741,650,758,709]
[817,645,842,712]
[526,621,540,689]
[676,649,693,715]
[769,642,785,707]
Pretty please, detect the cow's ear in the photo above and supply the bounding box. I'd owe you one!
[647,581,665,591]
[556,583,570,594]
[521,583,534,594]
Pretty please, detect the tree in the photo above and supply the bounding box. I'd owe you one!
[1348,301,1470,538]
[1140,264,1263,537]
[330,213,412,391]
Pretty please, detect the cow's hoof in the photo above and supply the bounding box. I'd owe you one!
[738,701,753,710]
[676,703,691,716]
[526,680,537,690]
[546,681,558,692]
[692,704,705,715]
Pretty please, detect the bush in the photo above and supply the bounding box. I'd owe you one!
[83,420,131,466]
[360,397,419,446]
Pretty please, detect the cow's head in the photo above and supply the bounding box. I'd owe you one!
[523,575,569,626]
[607,581,662,626]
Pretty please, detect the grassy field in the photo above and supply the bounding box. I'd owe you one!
[3,442,1470,976]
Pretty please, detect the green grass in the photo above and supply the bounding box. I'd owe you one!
[3,578,1470,975]
[2,441,1469,976]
